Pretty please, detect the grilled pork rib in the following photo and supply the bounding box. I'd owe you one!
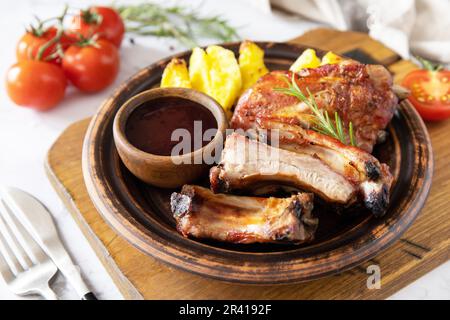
[171,185,318,244]
[253,119,393,215]
[210,133,393,216]
[231,61,398,152]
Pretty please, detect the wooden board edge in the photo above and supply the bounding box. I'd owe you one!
[45,137,143,300]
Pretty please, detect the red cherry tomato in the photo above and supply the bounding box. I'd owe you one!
[69,6,125,47]
[402,69,450,121]
[16,27,75,65]
[6,60,67,110]
[62,39,120,92]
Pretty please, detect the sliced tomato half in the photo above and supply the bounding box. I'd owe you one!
[402,67,450,121]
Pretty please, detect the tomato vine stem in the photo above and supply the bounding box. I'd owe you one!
[34,5,68,61]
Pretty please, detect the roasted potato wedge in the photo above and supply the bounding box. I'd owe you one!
[205,45,242,111]
[164,45,243,113]
[189,46,242,111]
[160,58,192,88]
[321,51,343,65]
[238,40,268,92]
[206,45,242,111]
[290,48,321,71]
[189,47,211,93]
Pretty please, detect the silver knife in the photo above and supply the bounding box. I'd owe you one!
[0,186,97,300]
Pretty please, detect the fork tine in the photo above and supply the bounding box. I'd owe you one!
[0,200,32,270]
[0,240,15,282]
[0,222,21,276]
[0,199,45,265]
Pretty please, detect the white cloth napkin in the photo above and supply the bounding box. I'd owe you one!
[245,0,450,64]
[367,0,450,63]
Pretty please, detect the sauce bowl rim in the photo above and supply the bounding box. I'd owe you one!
[113,87,227,162]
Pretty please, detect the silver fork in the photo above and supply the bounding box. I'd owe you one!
[0,198,58,300]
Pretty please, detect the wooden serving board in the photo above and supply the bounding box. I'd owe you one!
[45,29,450,299]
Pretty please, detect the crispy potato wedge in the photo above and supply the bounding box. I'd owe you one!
[160,58,192,88]
[290,48,321,71]
[321,51,343,65]
[238,40,268,92]
[206,45,242,111]
[163,45,243,113]
[189,47,211,93]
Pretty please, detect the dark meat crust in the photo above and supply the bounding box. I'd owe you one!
[231,61,397,152]
[171,185,318,244]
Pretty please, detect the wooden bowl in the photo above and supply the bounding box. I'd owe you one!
[82,42,433,284]
[113,87,227,188]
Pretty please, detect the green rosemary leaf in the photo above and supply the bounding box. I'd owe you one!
[313,127,332,136]
[349,122,356,146]
[304,88,327,126]
[292,73,302,93]
[115,3,239,48]
[324,109,331,128]
[279,75,291,86]
[335,112,344,143]
[274,75,358,146]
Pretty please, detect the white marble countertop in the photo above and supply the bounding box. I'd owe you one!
[0,0,448,300]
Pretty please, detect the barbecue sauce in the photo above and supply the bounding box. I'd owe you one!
[126,97,217,156]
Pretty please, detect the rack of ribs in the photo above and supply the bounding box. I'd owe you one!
[171,185,318,244]
[231,60,398,153]
[210,133,393,217]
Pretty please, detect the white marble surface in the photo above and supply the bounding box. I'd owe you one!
[0,0,448,300]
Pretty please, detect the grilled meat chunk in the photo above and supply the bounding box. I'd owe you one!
[210,133,393,216]
[171,185,318,244]
[231,61,397,152]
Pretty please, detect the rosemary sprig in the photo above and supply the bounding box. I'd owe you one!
[349,122,356,147]
[115,3,239,48]
[274,74,356,146]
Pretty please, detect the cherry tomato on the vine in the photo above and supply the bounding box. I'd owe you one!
[6,60,67,110]
[16,27,75,65]
[69,6,125,47]
[62,39,120,92]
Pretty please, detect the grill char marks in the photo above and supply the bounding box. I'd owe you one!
[365,161,381,181]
